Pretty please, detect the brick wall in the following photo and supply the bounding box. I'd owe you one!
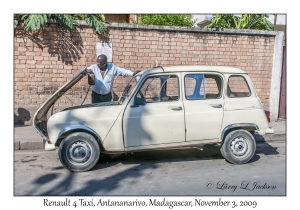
[14,23,276,125]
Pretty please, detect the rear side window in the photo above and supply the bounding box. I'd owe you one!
[227,75,251,97]
[185,74,222,100]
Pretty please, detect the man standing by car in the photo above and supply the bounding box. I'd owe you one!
[87,54,140,103]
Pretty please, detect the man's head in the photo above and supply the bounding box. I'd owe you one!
[97,54,108,70]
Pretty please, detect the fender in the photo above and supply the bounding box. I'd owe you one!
[220,123,259,141]
[55,125,104,150]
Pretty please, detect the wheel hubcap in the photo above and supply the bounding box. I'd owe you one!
[67,141,91,165]
[230,137,248,156]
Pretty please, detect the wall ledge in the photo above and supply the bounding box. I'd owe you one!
[106,22,279,36]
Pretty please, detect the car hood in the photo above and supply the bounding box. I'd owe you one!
[33,66,148,139]
[33,67,90,139]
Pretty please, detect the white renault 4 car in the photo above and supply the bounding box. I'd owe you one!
[33,66,274,172]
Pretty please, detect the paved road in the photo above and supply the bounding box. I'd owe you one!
[14,142,285,196]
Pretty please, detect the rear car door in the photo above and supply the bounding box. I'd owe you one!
[183,73,224,141]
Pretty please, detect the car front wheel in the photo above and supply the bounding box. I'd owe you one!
[58,132,100,172]
[220,129,256,164]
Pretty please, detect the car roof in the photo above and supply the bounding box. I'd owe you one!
[139,65,247,75]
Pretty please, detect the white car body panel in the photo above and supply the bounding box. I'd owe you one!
[123,99,186,148]
[221,74,270,136]
[47,104,124,145]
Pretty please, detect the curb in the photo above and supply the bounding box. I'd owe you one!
[254,133,286,142]
[14,139,44,150]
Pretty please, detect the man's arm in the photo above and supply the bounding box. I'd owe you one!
[86,64,95,75]
[86,69,94,74]
[133,70,141,76]
[114,65,141,76]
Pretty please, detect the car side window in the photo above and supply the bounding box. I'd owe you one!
[185,74,222,100]
[227,75,251,97]
[136,75,179,103]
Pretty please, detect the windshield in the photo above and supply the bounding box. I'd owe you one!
[118,74,142,104]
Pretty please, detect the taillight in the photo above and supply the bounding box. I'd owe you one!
[265,110,270,122]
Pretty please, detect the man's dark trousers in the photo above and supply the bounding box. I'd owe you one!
[92,91,112,103]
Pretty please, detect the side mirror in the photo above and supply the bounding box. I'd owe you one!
[134,97,146,106]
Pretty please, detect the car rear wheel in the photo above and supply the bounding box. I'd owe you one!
[220,129,256,164]
[58,132,100,172]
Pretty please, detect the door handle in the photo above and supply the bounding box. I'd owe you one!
[211,104,222,108]
[169,106,182,111]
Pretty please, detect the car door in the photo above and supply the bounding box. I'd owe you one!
[183,73,224,141]
[123,74,185,148]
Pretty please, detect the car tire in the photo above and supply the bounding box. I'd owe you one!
[220,129,256,164]
[58,132,100,172]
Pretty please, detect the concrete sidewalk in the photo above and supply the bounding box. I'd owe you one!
[14,119,286,150]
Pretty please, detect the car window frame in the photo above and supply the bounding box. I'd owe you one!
[227,75,252,98]
[135,74,180,103]
[184,73,223,100]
